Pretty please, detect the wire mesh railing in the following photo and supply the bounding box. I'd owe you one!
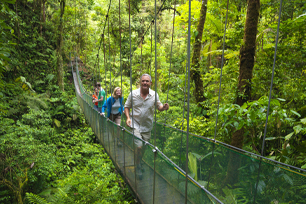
[71,58,221,204]
[71,56,306,204]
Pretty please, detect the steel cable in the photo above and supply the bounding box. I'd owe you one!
[184,0,192,202]
[253,0,283,203]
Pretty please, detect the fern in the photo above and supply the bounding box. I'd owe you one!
[188,152,198,180]
[25,94,49,110]
[26,193,50,204]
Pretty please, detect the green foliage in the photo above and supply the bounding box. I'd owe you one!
[1,0,306,202]
[188,152,198,180]
[0,0,16,89]
[26,192,50,204]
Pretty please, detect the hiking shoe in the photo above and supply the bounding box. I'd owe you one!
[136,164,143,180]
[117,141,123,147]
[140,162,145,172]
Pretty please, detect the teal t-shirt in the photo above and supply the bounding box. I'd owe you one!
[98,88,106,107]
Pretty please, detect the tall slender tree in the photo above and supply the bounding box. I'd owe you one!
[56,0,65,91]
[224,0,260,185]
[191,0,208,109]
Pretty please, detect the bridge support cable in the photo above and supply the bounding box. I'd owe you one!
[76,47,305,203]
[165,0,176,113]
[128,0,137,197]
[119,0,123,127]
[207,0,229,190]
[103,34,107,96]
[178,60,188,170]
[141,38,143,72]
[73,46,306,203]
[108,10,112,97]
[107,6,112,157]
[150,21,153,76]
[129,0,169,59]
[260,0,283,158]
[253,0,283,203]
[93,0,112,83]
[153,0,158,202]
[184,0,192,202]
[161,0,177,153]
[213,0,229,142]
[71,0,306,202]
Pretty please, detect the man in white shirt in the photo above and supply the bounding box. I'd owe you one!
[124,74,169,179]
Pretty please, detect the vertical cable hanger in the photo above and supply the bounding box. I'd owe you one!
[119,0,122,97]
[253,0,283,203]
[208,0,229,190]
[84,10,87,71]
[74,0,76,59]
[184,0,192,202]
[161,0,177,152]
[128,0,136,191]
[98,52,100,84]
[150,21,153,76]
[119,0,122,95]
[179,63,188,169]
[119,0,126,177]
[164,0,177,126]
[103,33,107,96]
[107,4,112,154]
[165,0,176,105]
[141,37,143,73]
[213,0,229,142]
[108,11,112,97]
[92,0,112,89]
[152,0,158,202]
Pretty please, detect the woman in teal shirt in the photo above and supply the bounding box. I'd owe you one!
[101,87,124,125]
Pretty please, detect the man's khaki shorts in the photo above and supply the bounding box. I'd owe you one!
[132,128,151,147]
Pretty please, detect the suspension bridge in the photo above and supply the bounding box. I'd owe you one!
[70,0,306,203]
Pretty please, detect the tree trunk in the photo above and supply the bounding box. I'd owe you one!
[191,0,208,108]
[40,0,42,36]
[56,0,65,91]
[207,39,212,68]
[224,0,260,186]
[43,0,45,23]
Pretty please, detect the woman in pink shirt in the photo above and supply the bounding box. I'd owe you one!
[92,87,99,112]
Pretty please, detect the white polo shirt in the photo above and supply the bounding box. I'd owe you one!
[124,88,162,133]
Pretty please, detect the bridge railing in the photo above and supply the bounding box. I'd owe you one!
[72,57,306,204]
[72,59,222,204]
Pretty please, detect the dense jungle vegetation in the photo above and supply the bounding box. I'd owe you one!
[0,0,305,202]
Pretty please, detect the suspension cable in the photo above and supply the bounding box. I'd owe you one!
[85,12,87,72]
[103,34,107,96]
[261,1,282,157]
[184,0,192,202]
[141,38,143,72]
[108,10,112,97]
[130,0,169,58]
[119,0,123,126]
[128,0,136,191]
[150,21,153,76]
[93,0,112,81]
[207,0,230,190]
[164,0,177,123]
[253,0,282,203]
[74,0,76,55]
[178,62,188,168]
[153,0,158,201]
[213,0,229,141]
